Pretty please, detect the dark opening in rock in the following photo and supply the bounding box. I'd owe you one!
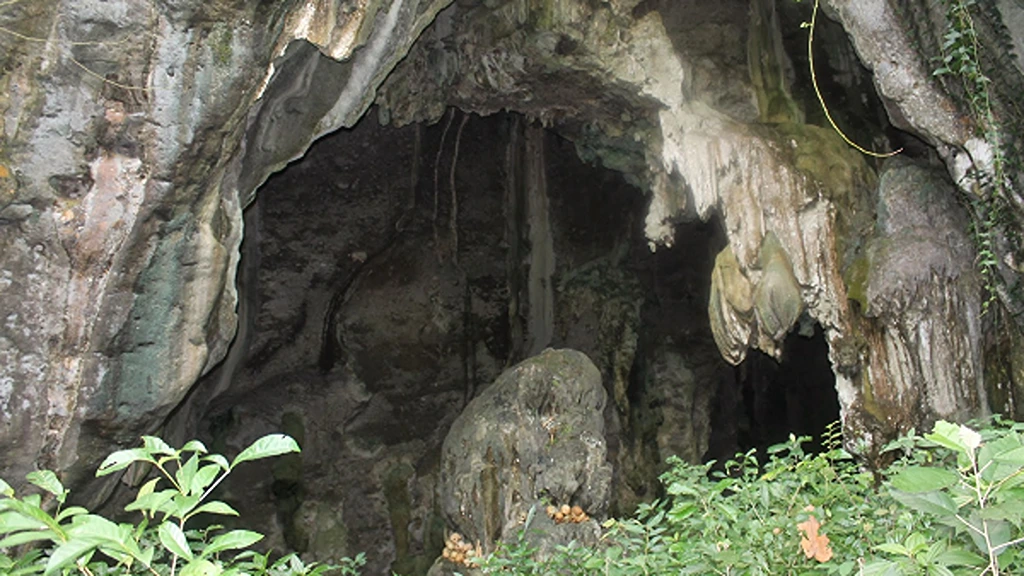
[172,108,834,574]
[707,321,840,463]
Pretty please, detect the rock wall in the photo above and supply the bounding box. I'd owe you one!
[1,0,1021,546]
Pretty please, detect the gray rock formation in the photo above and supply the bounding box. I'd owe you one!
[437,348,610,553]
[843,159,986,449]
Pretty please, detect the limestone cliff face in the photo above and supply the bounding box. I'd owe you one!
[0,0,1020,499]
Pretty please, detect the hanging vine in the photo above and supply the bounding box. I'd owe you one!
[802,0,902,158]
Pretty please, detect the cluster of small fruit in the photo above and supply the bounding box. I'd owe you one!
[545,504,589,524]
[441,532,482,566]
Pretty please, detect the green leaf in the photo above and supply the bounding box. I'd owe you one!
[96,448,155,477]
[189,501,239,518]
[158,521,194,561]
[139,545,155,569]
[55,506,88,522]
[203,454,230,471]
[992,444,1024,464]
[0,510,49,533]
[142,436,176,456]
[1,499,64,537]
[979,499,1024,522]
[987,519,1012,556]
[43,538,97,575]
[25,471,65,501]
[874,542,911,556]
[200,529,264,558]
[181,440,209,454]
[978,434,1024,482]
[137,476,160,499]
[181,559,222,576]
[925,421,970,454]
[889,489,958,517]
[936,547,985,567]
[66,514,126,545]
[904,532,928,554]
[168,493,202,520]
[0,478,12,497]
[0,530,57,548]
[176,453,200,495]
[189,464,222,496]
[125,489,177,518]
[230,434,300,469]
[889,466,958,493]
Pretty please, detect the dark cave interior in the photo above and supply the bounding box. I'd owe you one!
[188,108,841,573]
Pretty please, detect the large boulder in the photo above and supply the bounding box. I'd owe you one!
[436,349,611,558]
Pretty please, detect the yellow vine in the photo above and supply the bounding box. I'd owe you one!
[0,0,151,92]
[806,0,901,158]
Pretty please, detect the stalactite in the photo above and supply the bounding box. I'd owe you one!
[450,113,469,265]
[525,123,555,356]
[461,275,474,407]
[504,116,525,367]
[404,122,421,228]
[433,108,455,261]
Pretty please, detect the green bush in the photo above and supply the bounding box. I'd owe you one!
[0,434,365,576]
[14,421,1024,576]
[477,419,1024,576]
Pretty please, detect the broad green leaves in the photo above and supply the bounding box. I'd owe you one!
[0,433,333,576]
[201,530,263,558]
[158,521,194,561]
[479,420,1024,576]
[881,420,1024,575]
[889,467,958,493]
[229,433,300,469]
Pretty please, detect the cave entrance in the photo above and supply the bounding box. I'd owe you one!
[185,108,836,574]
[706,321,841,463]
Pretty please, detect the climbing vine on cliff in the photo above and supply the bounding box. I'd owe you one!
[933,0,1023,314]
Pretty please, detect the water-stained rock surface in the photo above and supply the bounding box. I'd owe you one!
[2,0,1023,573]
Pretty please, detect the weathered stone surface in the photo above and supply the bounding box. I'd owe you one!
[437,349,611,551]
[0,0,272,495]
[839,159,985,450]
[646,346,715,466]
[823,0,969,147]
[0,0,455,500]
[1,0,1020,556]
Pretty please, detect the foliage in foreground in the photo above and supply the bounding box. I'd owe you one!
[10,420,1024,576]
[478,419,1024,576]
[0,434,365,576]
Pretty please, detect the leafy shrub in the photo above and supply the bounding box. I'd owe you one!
[0,434,365,576]
[877,419,1024,576]
[478,420,1024,576]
